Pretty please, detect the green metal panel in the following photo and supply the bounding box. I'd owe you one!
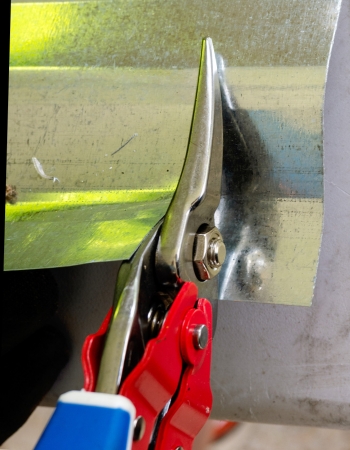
[6,0,341,306]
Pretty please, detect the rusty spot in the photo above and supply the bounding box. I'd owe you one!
[5,185,17,205]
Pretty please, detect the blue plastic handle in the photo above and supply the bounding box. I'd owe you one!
[35,391,135,450]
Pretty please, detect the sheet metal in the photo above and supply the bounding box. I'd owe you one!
[6,0,341,306]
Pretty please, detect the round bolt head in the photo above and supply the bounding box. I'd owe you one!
[193,324,208,350]
[193,226,226,281]
[133,415,146,441]
[208,238,226,268]
[148,305,165,338]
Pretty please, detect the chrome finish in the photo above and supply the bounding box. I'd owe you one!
[208,238,226,268]
[96,40,224,396]
[193,324,209,350]
[156,37,223,303]
[193,226,226,281]
[133,416,146,441]
[96,221,164,394]
[147,304,166,338]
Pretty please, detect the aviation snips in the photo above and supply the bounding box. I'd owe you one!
[35,37,226,450]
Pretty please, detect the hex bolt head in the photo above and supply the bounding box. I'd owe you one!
[133,416,146,441]
[193,226,226,281]
[193,324,209,350]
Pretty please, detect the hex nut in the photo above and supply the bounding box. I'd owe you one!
[193,226,226,281]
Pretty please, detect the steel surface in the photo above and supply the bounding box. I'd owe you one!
[6,0,341,306]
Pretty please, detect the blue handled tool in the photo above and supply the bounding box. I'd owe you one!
[35,37,224,450]
[35,391,135,450]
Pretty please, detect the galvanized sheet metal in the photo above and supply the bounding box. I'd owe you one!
[6,0,341,306]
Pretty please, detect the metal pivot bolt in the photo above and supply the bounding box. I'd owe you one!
[193,226,226,281]
[208,238,226,268]
[133,416,146,441]
[193,324,209,350]
[147,305,166,338]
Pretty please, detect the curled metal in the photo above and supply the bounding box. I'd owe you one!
[6,0,342,306]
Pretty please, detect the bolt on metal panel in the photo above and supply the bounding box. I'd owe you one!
[6,0,342,306]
